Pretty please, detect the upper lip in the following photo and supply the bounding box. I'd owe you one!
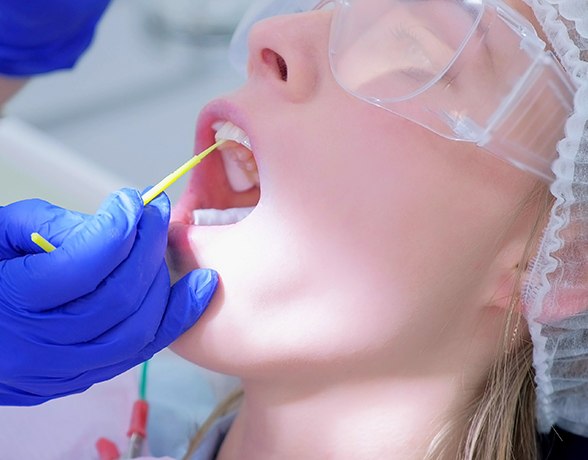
[195,99,254,155]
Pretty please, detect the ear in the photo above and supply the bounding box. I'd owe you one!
[481,184,551,313]
[483,204,543,312]
[484,241,526,312]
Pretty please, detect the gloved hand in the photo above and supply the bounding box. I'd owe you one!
[0,189,218,405]
[0,0,111,75]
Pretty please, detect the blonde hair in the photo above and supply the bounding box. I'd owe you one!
[428,183,552,460]
[424,335,537,460]
[183,186,552,460]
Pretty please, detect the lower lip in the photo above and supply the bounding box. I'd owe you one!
[170,203,191,226]
[167,210,242,274]
[167,221,196,269]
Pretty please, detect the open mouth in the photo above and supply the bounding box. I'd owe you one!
[179,119,261,227]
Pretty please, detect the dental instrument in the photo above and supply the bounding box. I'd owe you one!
[124,362,150,458]
[141,140,225,205]
[30,139,226,253]
[30,232,56,253]
[95,362,150,459]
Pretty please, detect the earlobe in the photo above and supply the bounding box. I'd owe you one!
[485,236,534,313]
[488,266,523,312]
[485,186,549,313]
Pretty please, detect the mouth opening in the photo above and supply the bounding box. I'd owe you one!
[190,120,261,226]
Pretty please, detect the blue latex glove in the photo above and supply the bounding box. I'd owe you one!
[0,0,111,75]
[0,189,218,405]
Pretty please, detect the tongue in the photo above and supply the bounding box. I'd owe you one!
[193,207,255,226]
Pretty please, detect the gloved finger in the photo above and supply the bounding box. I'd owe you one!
[0,373,93,405]
[0,266,217,397]
[0,381,72,406]
[0,199,87,259]
[27,194,171,344]
[133,268,219,360]
[0,188,144,310]
[34,268,216,381]
[1,268,218,402]
[0,262,167,391]
[18,269,220,393]
[88,270,219,386]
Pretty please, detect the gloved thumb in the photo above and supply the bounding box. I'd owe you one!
[86,268,220,380]
[168,268,219,333]
[136,269,219,361]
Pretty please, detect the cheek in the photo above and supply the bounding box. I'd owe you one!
[170,91,526,376]
[171,274,426,378]
[171,135,443,373]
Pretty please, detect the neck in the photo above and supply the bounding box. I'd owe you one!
[217,372,478,460]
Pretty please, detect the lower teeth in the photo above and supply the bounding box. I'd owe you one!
[192,207,255,226]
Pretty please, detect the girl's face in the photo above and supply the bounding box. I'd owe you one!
[168,1,543,381]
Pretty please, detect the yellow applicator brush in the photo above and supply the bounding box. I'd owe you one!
[31,232,57,253]
[31,140,226,252]
[141,140,225,205]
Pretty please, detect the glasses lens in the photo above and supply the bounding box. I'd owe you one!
[329,0,483,101]
[229,0,322,75]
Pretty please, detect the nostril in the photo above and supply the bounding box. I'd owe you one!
[261,48,288,82]
[276,55,288,81]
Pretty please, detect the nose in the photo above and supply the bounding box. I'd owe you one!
[246,11,332,102]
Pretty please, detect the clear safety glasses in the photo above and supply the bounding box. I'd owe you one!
[229,0,576,182]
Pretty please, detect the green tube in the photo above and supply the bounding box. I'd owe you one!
[139,361,149,401]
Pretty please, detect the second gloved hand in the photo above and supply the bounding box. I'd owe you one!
[0,189,218,405]
[0,0,112,75]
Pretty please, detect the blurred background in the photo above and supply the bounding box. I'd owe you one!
[1,0,247,212]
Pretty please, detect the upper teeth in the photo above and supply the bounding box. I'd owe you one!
[213,121,259,192]
[214,121,251,150]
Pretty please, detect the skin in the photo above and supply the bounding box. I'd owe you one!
[168,0,550,458]
[0,76,27,109]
